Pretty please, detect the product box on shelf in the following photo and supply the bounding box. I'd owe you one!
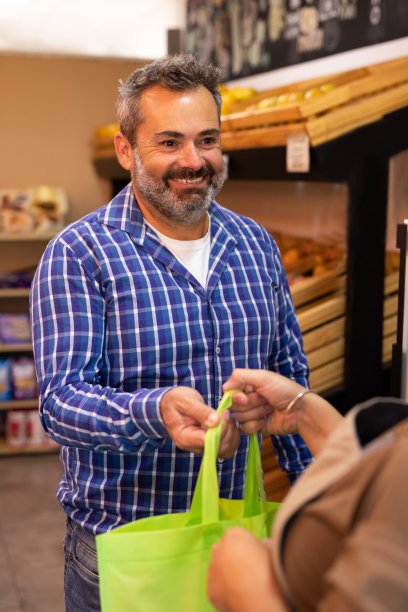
[0,185,68,234]
[6,408,58,449]
[0,313,31,345]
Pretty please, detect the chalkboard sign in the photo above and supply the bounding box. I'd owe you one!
[185,0,408,81]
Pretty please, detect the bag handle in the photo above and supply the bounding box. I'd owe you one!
[189,391,267,525]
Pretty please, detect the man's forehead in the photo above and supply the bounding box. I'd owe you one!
[140,84,216,113]
[138,85,220,135]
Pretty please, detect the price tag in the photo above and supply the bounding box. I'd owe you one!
[286,134,310,173]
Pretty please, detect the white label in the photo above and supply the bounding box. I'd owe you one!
[286,134,310,173]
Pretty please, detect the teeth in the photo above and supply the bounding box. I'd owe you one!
[174,177,203,184]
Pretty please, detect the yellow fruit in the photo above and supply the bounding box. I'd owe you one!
[320,83,336,93]
[304,88,324,99]
[229,87,257,102]
[95,122,119,139]
[221,92,237,115]
[218,83,229,95]
[276,93,291,105]
[221,92,236,104]
[288,91,305,103]
[256,96,278,109]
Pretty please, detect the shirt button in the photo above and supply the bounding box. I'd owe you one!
[215,346,220,354]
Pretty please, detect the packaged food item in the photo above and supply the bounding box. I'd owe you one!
[0,269,34,289]
[11,357,37,400]
[6,410,26,447]
[0,314,31,344]
[0,358,12,400]
[0,186,68,233]
[26,409,48,447]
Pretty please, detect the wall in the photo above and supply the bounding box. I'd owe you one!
[0,52,146,224]
[217,179,347,245]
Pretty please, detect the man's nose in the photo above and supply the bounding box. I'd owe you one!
[178,143,204,169]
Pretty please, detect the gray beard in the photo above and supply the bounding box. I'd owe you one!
[132,149,227,226]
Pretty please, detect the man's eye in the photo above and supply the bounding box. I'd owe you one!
[161,140,177,147]
[201,137,217,146]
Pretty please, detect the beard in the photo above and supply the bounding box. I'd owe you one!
[131,148,227,226]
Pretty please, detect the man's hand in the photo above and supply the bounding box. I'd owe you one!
[160,387,240,457]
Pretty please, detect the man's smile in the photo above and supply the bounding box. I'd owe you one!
[171,175,207,186]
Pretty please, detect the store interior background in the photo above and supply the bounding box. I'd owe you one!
[1,4,407,236]
[0,2,408,611]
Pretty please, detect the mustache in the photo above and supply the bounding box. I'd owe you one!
[163,163,216,183]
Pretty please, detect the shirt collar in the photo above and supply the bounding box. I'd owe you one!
[95,181,238,249]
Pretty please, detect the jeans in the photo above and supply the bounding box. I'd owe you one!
[64,516,101,612]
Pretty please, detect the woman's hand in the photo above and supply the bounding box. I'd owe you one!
[207,527,289,612]
[224,369,305,436]
[223,369,342,457]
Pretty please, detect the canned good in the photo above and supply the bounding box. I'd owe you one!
[25,409,47,446]
[6,410,26,447]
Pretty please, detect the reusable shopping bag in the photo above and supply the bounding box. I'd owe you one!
[96,391,281,612]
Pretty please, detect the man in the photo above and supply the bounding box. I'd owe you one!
[30,53,312,611]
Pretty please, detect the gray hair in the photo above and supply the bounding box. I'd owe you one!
[117,53,222,147]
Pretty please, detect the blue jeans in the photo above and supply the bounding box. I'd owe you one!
[64,516,101,611]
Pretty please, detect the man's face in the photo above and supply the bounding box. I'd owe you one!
[130,85,226,227]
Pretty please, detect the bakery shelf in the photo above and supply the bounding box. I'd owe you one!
[0,231,56,242]
[0,343,32,353]
[0,288,30,298]
[0,438,58,457]
[220,56,408,149]
[0,399,38,410]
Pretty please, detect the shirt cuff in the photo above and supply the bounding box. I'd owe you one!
[128,386,174,439]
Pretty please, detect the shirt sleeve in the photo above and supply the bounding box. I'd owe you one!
[267,241,313,481]
[30,236,171,453]
[318,521,408,611]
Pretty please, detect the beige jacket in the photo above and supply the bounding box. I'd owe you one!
[272,397,408,611]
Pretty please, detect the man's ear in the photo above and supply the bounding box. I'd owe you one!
[114,132,133,171]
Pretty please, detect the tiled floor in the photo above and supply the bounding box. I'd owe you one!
[0,452,65,612]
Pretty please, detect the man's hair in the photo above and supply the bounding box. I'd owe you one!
[117,53,222,147]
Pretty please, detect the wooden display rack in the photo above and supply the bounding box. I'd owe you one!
[288,264,399,395]
[91,56,408,158]
[220,56,408,148]
[273,235,399,396]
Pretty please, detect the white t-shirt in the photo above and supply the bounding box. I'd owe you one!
[145,217,211,289]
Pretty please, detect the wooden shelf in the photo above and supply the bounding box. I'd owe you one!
[0,399,38,411]
[0,288,30,298]
[218,56,408,149]
[0,227,54,459]
[0,438,58,457]
[0,231,56,242]
[0,343,32,353]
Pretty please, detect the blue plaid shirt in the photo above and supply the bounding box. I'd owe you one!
[30,183,312,534]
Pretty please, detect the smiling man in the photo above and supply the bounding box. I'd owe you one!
[115,84,227,237]
[30,54,313,611]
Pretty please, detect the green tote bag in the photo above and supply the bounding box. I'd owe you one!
[96,391,280,612]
